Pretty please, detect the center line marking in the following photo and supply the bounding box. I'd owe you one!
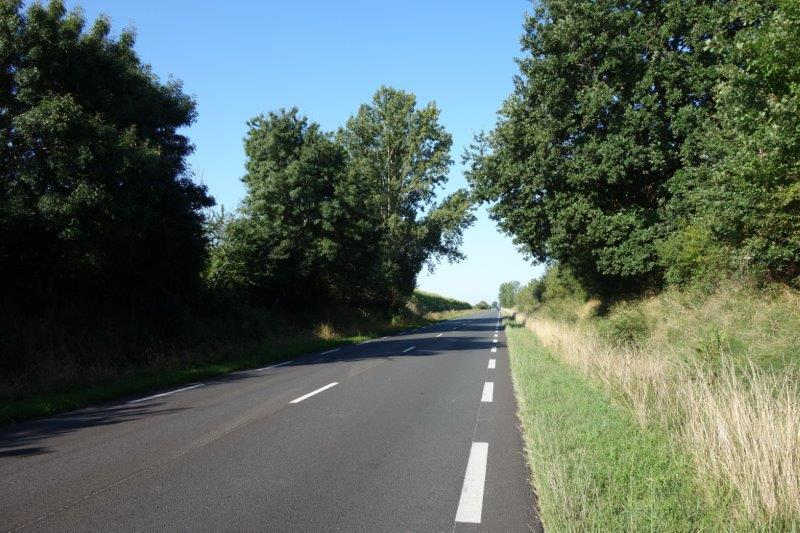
[493,333,498,338]
[491,347,497,353]
[481,382,494,402]
[488,359,496,369]
[128,383,204,404]
[492,338,498,343]
[320,348,340,355]
[402,346,416,353]
[436,333,443,337]
[455,442,489,524]
[290,382,338,404]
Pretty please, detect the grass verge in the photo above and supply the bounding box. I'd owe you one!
[511,281,800,529]
[505,320,714,532]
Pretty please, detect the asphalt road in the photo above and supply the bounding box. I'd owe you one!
[0,311,541,532]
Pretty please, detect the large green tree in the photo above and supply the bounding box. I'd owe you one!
[213,88,474,311]
[208,109,376,308]
[340,86,474,306]
[467,0,729,295]
[0,0,213,309]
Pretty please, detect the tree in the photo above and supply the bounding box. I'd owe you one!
[340,86,475,306]
[0,0,213,310]
[208,109,375,308]
[476,301,490,310]
[211,88,474,312]
[466,0,730,295]
[664,0,799,285]
[498,281,521,308]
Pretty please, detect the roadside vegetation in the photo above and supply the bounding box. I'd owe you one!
[478,0,800,530]
[0,2,473,424]
[503,277,800,530]
[407,291,472,315]
[504,321,711,531]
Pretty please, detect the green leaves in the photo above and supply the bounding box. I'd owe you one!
[1,0,212,309]
[337,87,471,305]
[468,0,795,295]
[211,88,474,310]
[664,0,800,285]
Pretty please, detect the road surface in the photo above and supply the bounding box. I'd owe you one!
[0,311,540,532]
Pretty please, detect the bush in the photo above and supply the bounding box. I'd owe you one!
[596,304,651,347]
[407,291,471,314]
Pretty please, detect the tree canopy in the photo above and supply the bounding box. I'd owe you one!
[210,87,475,310]
[467,0,735,294]
[340,87,475,306]
[0,0,213,309]
[662,0,800,285]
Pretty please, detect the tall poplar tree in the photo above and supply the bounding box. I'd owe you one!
[340,87,474,306]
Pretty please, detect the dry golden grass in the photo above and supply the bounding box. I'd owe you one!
[313,322,337,340]
[511,288,800,527]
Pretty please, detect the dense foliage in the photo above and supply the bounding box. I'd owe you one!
[0,1,213,311]
[663,0,800,285]
[469,0,798,295]
[498,281,521,308]
[211,87,474,311]
[407,290,471,314]
[338,87,475,307]
[1,2,473,397]
[207,109,376,308]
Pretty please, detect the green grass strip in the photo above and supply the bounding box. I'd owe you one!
[505,321,712,532]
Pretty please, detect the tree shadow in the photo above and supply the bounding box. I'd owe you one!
[0,314,501,458]
[0,403,188,458]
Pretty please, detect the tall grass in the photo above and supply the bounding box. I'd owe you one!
[505,323,707,532]
[508,283,800,528]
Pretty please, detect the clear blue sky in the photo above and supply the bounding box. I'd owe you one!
[63,0,545,305]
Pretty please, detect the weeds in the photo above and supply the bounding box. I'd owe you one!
[508,282,800,527]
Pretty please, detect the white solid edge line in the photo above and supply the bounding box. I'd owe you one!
[254,360,292,371]
[455,442,489,524]
[481,382,494,402]
[321,348,340,355]
[128,383,204,404]
[436,333,443,337]
[491,347,497,353]
[402,346,416,353]
[290,382,338,404]
[488,359,496,369]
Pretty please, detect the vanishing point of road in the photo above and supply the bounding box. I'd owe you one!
[0,311,541,532]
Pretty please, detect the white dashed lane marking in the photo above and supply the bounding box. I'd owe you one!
[481,382,494,403]
[455,442,489,524]
[289,382,338,404]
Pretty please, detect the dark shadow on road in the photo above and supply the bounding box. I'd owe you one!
[0,403,188,458]
[282,315,503,367]
[0,314,502,457]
